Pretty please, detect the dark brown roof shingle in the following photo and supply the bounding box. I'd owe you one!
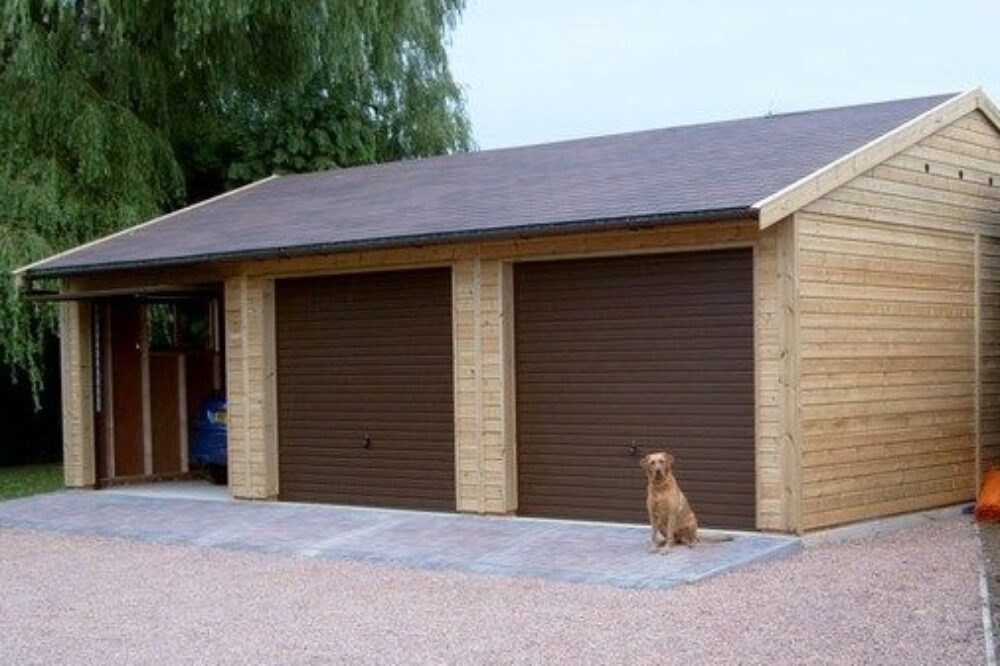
[26,93,955,277]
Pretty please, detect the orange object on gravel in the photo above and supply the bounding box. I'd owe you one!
[975,469,1000,521]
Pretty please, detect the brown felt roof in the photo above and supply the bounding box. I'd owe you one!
[25,93,956,277]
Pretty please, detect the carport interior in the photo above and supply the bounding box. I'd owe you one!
[88,292,225,485]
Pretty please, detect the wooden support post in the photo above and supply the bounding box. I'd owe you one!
[59,300,96,488]
[224,275,278,499]
[453,256,517,514]
[777,215,802,534]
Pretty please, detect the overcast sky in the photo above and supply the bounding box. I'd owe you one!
[449,1,1000,149]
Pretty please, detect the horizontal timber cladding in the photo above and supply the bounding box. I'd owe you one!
[514,249,756,528]
[275,268,455,510]
[794,108,1000,529]
[982,235,1000,476]
[797,217,978,529]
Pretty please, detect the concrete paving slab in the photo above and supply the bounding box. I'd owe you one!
[101,480,230,502]
[0,490,800,590]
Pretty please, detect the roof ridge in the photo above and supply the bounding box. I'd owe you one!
[283,92,961,181]
[757,92,958,121]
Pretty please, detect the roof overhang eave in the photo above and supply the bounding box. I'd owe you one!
[17,206,757,282]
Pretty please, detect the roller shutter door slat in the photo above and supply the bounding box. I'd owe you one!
[515,249,755,529]
[276,268,455,511]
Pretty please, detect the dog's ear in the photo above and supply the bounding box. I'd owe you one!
[664,453,675,469]
[639,454,652,470]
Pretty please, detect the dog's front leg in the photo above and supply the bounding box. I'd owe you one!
[662,513,676,554]
[649,520,666,553]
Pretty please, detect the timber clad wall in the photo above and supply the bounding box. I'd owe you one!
[970,113,1000,479]
[981,236,1000,476]
[224,275,278,499]
[754,222,802,532]
[796,109,1000,530]
[796,214,976,528]
[453,258,516,513]
[60,301,95,487]
[753,226,782,530]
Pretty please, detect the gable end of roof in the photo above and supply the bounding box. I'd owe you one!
[753,88,1000,228]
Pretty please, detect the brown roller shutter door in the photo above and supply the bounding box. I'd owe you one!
[515,249,755,529]
[275,268,455,510]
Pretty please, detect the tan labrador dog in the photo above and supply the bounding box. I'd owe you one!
[640,451,699,554]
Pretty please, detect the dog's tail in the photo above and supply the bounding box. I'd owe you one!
[698,534,735,544]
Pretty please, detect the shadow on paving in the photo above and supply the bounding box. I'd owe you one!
[0,488,800,590]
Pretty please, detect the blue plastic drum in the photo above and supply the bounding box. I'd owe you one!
[190,394,227,483]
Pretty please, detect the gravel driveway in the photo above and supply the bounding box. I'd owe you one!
[0,515,985,665]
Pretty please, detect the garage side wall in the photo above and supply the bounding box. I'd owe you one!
[981,236,1000,474]
[796,109,1000,530]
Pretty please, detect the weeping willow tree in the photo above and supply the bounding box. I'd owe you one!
[0,0,471,399]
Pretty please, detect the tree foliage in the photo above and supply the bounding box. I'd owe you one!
[0,0,471,397]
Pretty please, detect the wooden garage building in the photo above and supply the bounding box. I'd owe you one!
[18,89,1000,533]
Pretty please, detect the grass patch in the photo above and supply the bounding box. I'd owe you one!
[0,464,63,501]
